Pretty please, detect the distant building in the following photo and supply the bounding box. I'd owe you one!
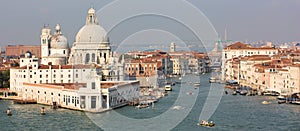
[221,42,279,80]
[170,42,176,52]
[5,45,41,58]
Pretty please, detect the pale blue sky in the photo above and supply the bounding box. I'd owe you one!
[0,0,299,50]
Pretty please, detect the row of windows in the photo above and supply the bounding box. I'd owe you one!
[63,95,79,105]
[19,69,73,73]
[32,79,72,84]
[125,67,156,71]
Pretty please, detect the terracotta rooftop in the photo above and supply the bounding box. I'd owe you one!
[224,42,277,50]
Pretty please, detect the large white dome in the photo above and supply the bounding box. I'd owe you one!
[75,24,108,43]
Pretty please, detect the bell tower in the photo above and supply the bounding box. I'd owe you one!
[170,42,176,52]
[41,25,51,58]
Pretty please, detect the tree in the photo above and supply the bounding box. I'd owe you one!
[0,72,3,87]
[1,70,10,88]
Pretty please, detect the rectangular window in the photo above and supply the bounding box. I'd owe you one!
[72,96,74,103]
[91,96,96,109]
[40,75,42,78]
[92,82,95,89]
[76,74,78,78]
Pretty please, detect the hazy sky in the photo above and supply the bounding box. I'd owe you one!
[0,0,299,50]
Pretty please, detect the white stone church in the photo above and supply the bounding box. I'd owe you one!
[9,7,139,112]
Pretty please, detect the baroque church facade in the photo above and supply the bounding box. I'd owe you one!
[40,7,124,81]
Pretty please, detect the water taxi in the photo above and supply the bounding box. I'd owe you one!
[194,82,200,87]
[165,85,172,91]
[198,120,215,127]
[209,77,216,83]
[261,101,270,105]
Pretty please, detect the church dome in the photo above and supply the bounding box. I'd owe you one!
[75,24,108,43]
[74,7,109,44]
[50,34,68,49]
[50,24,68,49]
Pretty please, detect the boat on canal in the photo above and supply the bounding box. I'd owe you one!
[198,120,215,127]
[165,85,172,91]
[194,82,200,88]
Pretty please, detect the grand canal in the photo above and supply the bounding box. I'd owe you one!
[1,73,300,130]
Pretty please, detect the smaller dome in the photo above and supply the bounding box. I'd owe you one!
[50,34,68,49]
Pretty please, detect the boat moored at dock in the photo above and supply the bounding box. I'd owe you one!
[165,85,172,91]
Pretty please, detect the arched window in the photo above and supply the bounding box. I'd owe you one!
[92,53,95,62]
[85,53,90,64]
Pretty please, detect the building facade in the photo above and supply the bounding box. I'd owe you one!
[41,24,69,65]
[5,45,41,58]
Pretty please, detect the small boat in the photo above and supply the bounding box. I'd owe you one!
[41,107,46,115]
[198,120,215,127]
[239,90,248,95]
[262,101,270,105]
[278,100,286,104]
[290,101,300,105]
[194,82,200,87]
[187,92,193,95]
[165,85,172,91]
[6,108,12,116]
[209,77,216,83]
[232,91,237,95]
[135,104,149,109]
[263,90,280,96]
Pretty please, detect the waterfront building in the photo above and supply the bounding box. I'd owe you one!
[5,45,41,58]
[221,42,279,80]
[170,56,188,75]
[21,80,139,112]
[9,7,139,112]
[169,51,209,75]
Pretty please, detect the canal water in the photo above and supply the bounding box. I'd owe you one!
[1,73,300,131]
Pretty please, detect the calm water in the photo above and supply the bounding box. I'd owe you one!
[1,73,300,131]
